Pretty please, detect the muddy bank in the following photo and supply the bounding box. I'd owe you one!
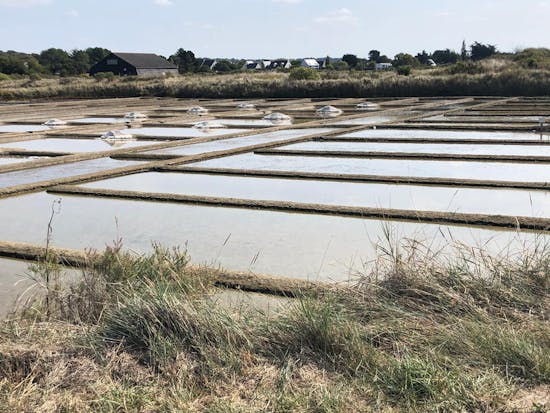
[160,166,550,190]
[47,185,550,232]
[0,241,331,297]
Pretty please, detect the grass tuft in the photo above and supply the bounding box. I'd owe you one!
[1,238,548,412]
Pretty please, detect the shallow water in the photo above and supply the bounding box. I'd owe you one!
[0,157,41,166]
[146,128,335,156]
[82,172,550,218]
[0,125,52,133]
[0,158,139,189]
[425,115,543,122]
[340,129,549,141]
[279,141,550,157]
[190,118,292,127]
[332,116,397,125]
[124,127,248,138]
[0,192,546,281]
[189,153,550,182]
[0,258,34,316]
[0,258,80,317]
[70,117,126,124]
[0,138,166,153]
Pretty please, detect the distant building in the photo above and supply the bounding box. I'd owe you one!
[89,52,178,76]
[259,60,272,69]
[242,60,265,70]
[301,58,320,69]
[197,58,218,71]
[427,59,437,67]
[267,59,292,70]
[375,62,393,71]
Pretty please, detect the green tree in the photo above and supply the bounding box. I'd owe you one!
[431,49,460,64]
[38,48,73,75]
[85,47,110,66]
[470,42,497,61]
[169,48,197,73]
[213,60,240,72]
[355,58,369,70]
[393,53,420,68]
[342,54,359,68]
[416,50,430,65]
[0,54,28,75]
[333,61,349,71]
[0,51,44,75]
[368,50,380,62]
[70,50,90,74]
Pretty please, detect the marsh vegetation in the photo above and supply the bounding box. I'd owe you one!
[1,237,548,412]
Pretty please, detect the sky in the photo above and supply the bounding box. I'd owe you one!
[1,0,550,59]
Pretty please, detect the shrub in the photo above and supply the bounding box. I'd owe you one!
[28,72,41,81]
[94,71,116,81]
[514,48,550,69]
[288,67,320,81]
[0,73,10,81]
[396,65,411,76]
[446,61,485,75]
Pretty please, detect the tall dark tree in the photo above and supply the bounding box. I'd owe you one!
[368,50,381,62]
[431,49,460,64]
[415,50,430,65]
[342,54,359,68]
[70,50,90,74]
[85,47,110,66]
[169,48,197,73]
[38,48,73,75]
[377,55,392,64]
[470,42,497,61]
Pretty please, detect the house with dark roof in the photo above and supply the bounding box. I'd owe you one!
[267,59,292,70]
[89,52,179,76]
[197,58,218,71]
[242,60,261,70]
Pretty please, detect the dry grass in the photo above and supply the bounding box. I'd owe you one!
[0,238,549,412]
[1,67,550,100]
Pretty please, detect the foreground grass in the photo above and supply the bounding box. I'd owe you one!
[0,242,549,412]
[2,68,550,100]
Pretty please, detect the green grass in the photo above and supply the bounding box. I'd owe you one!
[0,239,548,412]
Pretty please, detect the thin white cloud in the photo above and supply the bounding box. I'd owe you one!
[0,0,51,6]
[65,9,79,17]
[153,0,173,6]
[315,8,357,24]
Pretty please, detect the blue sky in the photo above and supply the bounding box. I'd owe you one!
[1,0,550,58]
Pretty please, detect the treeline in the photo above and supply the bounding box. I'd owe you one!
[0,48,110,77]
[333,42,498,71]
[1,43,550,80]
[167,42,501,74]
